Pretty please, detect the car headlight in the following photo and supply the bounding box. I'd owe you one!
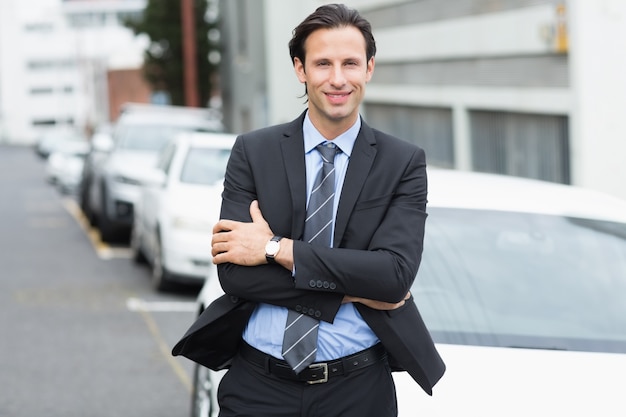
[171,216,213,232]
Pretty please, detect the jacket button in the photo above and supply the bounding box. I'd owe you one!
[295,305,303,312]
[329,283,337,290]
[323,281,329,288]
[229,296,239,303]
[309,280,316,288]
[316,280,323,288]
[308,308,315,316]
[314,311,322,318]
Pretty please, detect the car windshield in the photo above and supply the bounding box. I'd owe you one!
[179,147,231,185]
[115,124,208,152]
[414,207,626,354]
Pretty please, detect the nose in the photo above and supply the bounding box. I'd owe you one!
[329,66,346,87]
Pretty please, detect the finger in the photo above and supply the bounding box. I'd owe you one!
[211,231,228,245]
[249,200,267,224]
[212,252,225,264]
[213,219,233,234]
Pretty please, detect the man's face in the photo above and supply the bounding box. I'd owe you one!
[294,26,374,137]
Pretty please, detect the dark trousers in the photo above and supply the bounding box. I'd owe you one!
[217,348,398,417]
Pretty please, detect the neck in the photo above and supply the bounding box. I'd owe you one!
[308,112,358,140]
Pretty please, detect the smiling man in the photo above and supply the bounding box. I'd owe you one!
[173,4,445,417]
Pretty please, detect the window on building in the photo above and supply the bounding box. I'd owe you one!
[30,87,54,95]
[363,103,455,168]
[470,110,570,184]
[24,23,54,33]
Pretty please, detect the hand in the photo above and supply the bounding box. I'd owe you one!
[343,291,411,310]
[211,200,273,266]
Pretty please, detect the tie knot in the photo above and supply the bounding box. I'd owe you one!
[316,142,340,164]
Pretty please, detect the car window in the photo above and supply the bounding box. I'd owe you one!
[115,124,195,152]
[179,147,231,185]
[156,143,177,173]
[414,207,626,354]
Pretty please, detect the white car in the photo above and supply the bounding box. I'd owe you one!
[45,140,90,194]
[83,104,224,242]
[188,168,626,417]
[131,131,236,291]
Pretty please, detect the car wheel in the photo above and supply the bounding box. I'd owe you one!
[130,222,147,264]
[98,186,118,243]
[80,177,96,225]
[191,364,214,417]
[151,233,171,291]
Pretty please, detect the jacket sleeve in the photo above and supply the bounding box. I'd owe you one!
[293,144,427,304]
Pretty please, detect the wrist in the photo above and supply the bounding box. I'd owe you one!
[265,236,283,264]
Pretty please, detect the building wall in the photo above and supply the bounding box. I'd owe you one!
[107,68,152,122]
[568,0,626,200]
[0,0,146,144]
[216,0,626,200]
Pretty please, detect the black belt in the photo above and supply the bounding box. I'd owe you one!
[239,341,387,385]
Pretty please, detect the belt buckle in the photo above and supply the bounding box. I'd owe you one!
[306,363,328,384]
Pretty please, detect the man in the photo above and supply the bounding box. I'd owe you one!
[173,4,445,416]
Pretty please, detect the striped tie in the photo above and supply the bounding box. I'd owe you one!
[282,142,340,373]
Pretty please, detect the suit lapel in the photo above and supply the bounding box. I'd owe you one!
[334,121,377,246]
[280,114,308,240]
[279,114,378,244]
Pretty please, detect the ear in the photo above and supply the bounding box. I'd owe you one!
[294,57,307,83]
[365,57,375,82]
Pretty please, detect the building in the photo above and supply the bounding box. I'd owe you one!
[218,0,626,201]
[0,0,147,144]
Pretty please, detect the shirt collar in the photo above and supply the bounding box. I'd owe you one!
[303,111,360,157]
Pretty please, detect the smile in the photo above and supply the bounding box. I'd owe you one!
[326,93,349,98]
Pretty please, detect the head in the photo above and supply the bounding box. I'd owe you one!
[289,4,376,70]
[289,4,376,137]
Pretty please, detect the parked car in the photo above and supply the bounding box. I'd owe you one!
[45,139,90,194]
[79,124,114,220]
[131,131,236,291]
[188,168,626,417]
[34,127,86,159]
[81,104,224,242]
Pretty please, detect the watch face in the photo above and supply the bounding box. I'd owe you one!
[266,240,280,256]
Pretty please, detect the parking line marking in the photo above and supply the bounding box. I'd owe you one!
[133,303,193,392]
[62,197,133,259]
[126,297,198,312]
[62,198,195,392]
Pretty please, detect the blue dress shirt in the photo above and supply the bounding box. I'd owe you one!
[242,112,379,361]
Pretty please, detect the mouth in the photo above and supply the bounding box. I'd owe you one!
[325,92,350,103]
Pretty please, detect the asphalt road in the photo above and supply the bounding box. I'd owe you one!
[0,145,201,417]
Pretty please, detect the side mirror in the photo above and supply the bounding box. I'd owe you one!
[91,133,114,153]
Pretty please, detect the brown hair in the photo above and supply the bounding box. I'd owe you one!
[289,3,376,67]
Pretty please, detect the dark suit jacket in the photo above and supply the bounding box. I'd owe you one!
[172,112,445,395]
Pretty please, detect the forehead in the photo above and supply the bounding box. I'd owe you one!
[303,26,367,59]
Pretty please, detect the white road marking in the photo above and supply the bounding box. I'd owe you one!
[126,297,197,312]
[62,197,133,259]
